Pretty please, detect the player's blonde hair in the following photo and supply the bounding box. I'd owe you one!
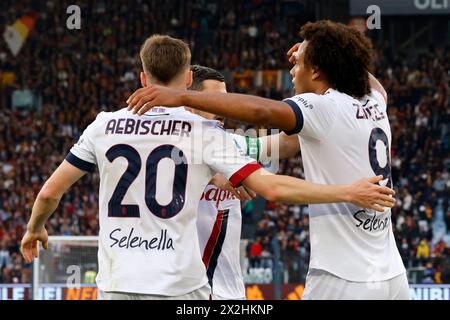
[140,34,191,84]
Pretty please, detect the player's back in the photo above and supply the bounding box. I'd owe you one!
[67,106,254,296]
[285,89,406,282]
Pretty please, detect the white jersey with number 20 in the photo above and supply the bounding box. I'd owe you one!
[66,107,261,296]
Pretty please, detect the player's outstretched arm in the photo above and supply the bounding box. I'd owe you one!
[241,169,395,212]
[21,160,86,263]
[126,85,298,132]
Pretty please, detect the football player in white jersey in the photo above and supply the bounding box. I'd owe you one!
[189,65,251,300]
[22,34,396,300]
[127,21,409,300]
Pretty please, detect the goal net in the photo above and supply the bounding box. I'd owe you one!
[33,236,249,300]
[33,236,99,300]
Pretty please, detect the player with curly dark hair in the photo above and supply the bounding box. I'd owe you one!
[127,20,409,299]
[298,20,375,99]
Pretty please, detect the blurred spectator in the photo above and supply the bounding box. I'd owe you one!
[422,262,435,284]
[249,237,262,269]
[416,239,430,265]
[445,209,450,231]
[260,236,273,269]
[0,240,9,268]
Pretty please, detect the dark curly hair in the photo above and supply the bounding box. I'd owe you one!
[300,20,374,98]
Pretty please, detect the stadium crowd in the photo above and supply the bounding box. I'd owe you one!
[0,0,449,285]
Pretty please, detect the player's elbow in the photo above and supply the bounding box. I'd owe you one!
[264,191,280,202]
[243,170,284,202]
[37,185,61,202]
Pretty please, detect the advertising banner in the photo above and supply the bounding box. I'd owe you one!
[1,284,449,300]
[350,0,450,16]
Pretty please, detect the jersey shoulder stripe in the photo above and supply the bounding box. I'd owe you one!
[65,151,96,172]
[282,99,304,135]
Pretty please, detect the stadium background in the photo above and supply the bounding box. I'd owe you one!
[0,0,449,300]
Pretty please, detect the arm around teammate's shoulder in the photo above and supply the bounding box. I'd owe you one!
[126,85,299,132]
[241,169,395,212]
[180,90,299,132]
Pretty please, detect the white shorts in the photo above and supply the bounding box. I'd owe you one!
[211,293,246,300]
[302,269,410,300]
[97,284,211,300]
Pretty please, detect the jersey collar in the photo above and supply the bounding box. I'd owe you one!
[144,106,186,115]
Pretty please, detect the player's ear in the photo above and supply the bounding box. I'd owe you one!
[140,72,147,87]
[311,66,321,81]
[186,70,193,89]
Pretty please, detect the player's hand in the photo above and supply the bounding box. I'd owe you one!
[210,174,255,201]
[126,84,184,115]
[287,42,301,63]
[348,175,396,212]
[20,227,48,264]
[236,186,257,201]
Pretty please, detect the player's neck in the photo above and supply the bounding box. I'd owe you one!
[149,79,187,91]
[168,83,187,90]
[314,81,331,95]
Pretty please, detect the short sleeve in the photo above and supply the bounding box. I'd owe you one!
[283,93,338,141]
[230,133,277,173]
[65,121,97,173]
[229,133,247,153]
[202,126,261,187]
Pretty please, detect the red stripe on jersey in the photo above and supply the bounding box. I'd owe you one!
[202,211,224,268]
[229,162,261,187]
